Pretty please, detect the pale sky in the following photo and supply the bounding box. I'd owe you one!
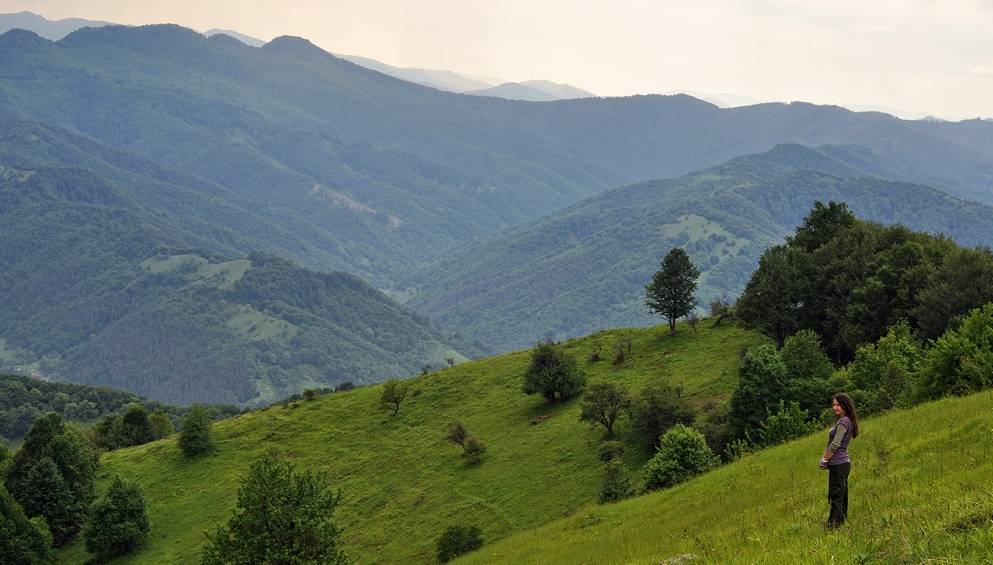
[4,0,992,120]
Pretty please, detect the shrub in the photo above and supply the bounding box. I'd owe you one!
[443,422,469,447]
[201,452,346,565]
[916,303,993,401]
[522,342,585,403]
[757,401,817,447]
[118,404,155,447]
[729,344,788,441]
[462,436,487,464]
[303,389,317,401]
[436,524,483,563]
[84,477,150,562]
[643,424,719,491]
[599,460,632,504]
[334,381,355,392]
[597,440,624,462]
[178,405,214,458]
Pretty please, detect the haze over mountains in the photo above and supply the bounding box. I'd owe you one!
[2,20,993,402]
[401,144,993,351]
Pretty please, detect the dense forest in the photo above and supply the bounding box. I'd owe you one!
[403,145,993,352]
[0,373,241,445]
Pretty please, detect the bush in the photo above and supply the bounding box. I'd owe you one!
[201,452,346,565]
[597,440,624,462]
[643,424,719,491]
[522,342,585,403]
[758,401,817,446]
[84,477,150,562]
[178,405,214,458]
[303,389,317,401]
[599,460,632,504]
[462,436,487,464]
[729,344,788,441]
[149,410,174,439]
[436,524,483,563]
[334,381,355,392]
[916,303,993,401]
[118,404,155,447]
[0,483,53,564]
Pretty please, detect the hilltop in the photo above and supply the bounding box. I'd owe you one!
[402,144,993,352]
[59,322,764,563]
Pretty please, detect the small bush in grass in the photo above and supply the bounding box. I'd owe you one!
[643,424,719,491]
[179,405,214,458]
[334,381,354,392]
[598,440,624,462]
[84,477,150,562]
[302,389,317,401]
[436,524,483,563]
[599,460,632,504]
[462,436,486,464]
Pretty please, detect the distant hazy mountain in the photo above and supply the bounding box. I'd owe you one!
[401,144,993,352]
[468,80,596,101]
[204,28,266,47]
[337,53,498,92]
[0,10,112,39]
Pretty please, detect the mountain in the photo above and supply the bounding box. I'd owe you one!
[203,28,266,47]
[2,25,993,289]
[467,80,596,101]
[400,144,993,352]
[0,10,112,39]
[57,323,765,563]
[336,53,499,92]
[0,161,465,406]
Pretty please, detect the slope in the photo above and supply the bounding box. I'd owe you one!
[460,390,993,564]
[0,164,464,405]
[1,25,993,290]
[402,144,993,352]
[59,322,764,564]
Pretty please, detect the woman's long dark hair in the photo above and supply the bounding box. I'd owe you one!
[833,393,859,438]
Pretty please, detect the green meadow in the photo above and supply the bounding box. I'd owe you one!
[60,323,763,563]
[460,391,993,564]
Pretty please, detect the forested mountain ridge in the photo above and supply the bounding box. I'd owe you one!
[0,164,465,405]
[2,24,993,290]
[402,144,993,352]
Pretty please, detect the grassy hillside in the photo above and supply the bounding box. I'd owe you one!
[403,144,993,352]
[460,391,993,564]
[59,322,764,564]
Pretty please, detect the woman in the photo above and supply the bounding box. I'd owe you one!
[819,393,858,527]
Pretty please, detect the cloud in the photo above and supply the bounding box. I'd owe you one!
[969,65,993,76]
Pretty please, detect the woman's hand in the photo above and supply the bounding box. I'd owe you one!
[819,458,829,470]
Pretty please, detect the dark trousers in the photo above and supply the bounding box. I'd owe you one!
[827,462,851,526]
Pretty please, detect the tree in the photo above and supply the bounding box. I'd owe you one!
[149,410,174,439]
[728,345,788,442]
[93,414,122,450]
[916,303,993,401]
[118,404,155,447]
[0,483,52,565]
[436,524,483,563]
[598,460,632,504]
[444,422,486,464]
[84,477,150,562]
[178,405,214,458]
[201,452,345,565]
[642,424,719,491]
[5,413,96,547]
[709,297,735,327]
[379,378,409,416]
[645,248,700,336]
[522,342,585,403]
[736,245,812,348]
[781,330,833,382]
[630,381,694,450]
[579,382,631,439]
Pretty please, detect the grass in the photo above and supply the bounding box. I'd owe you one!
[139,254,251,290]
[58,322,762,564]
[457,391,993,564]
